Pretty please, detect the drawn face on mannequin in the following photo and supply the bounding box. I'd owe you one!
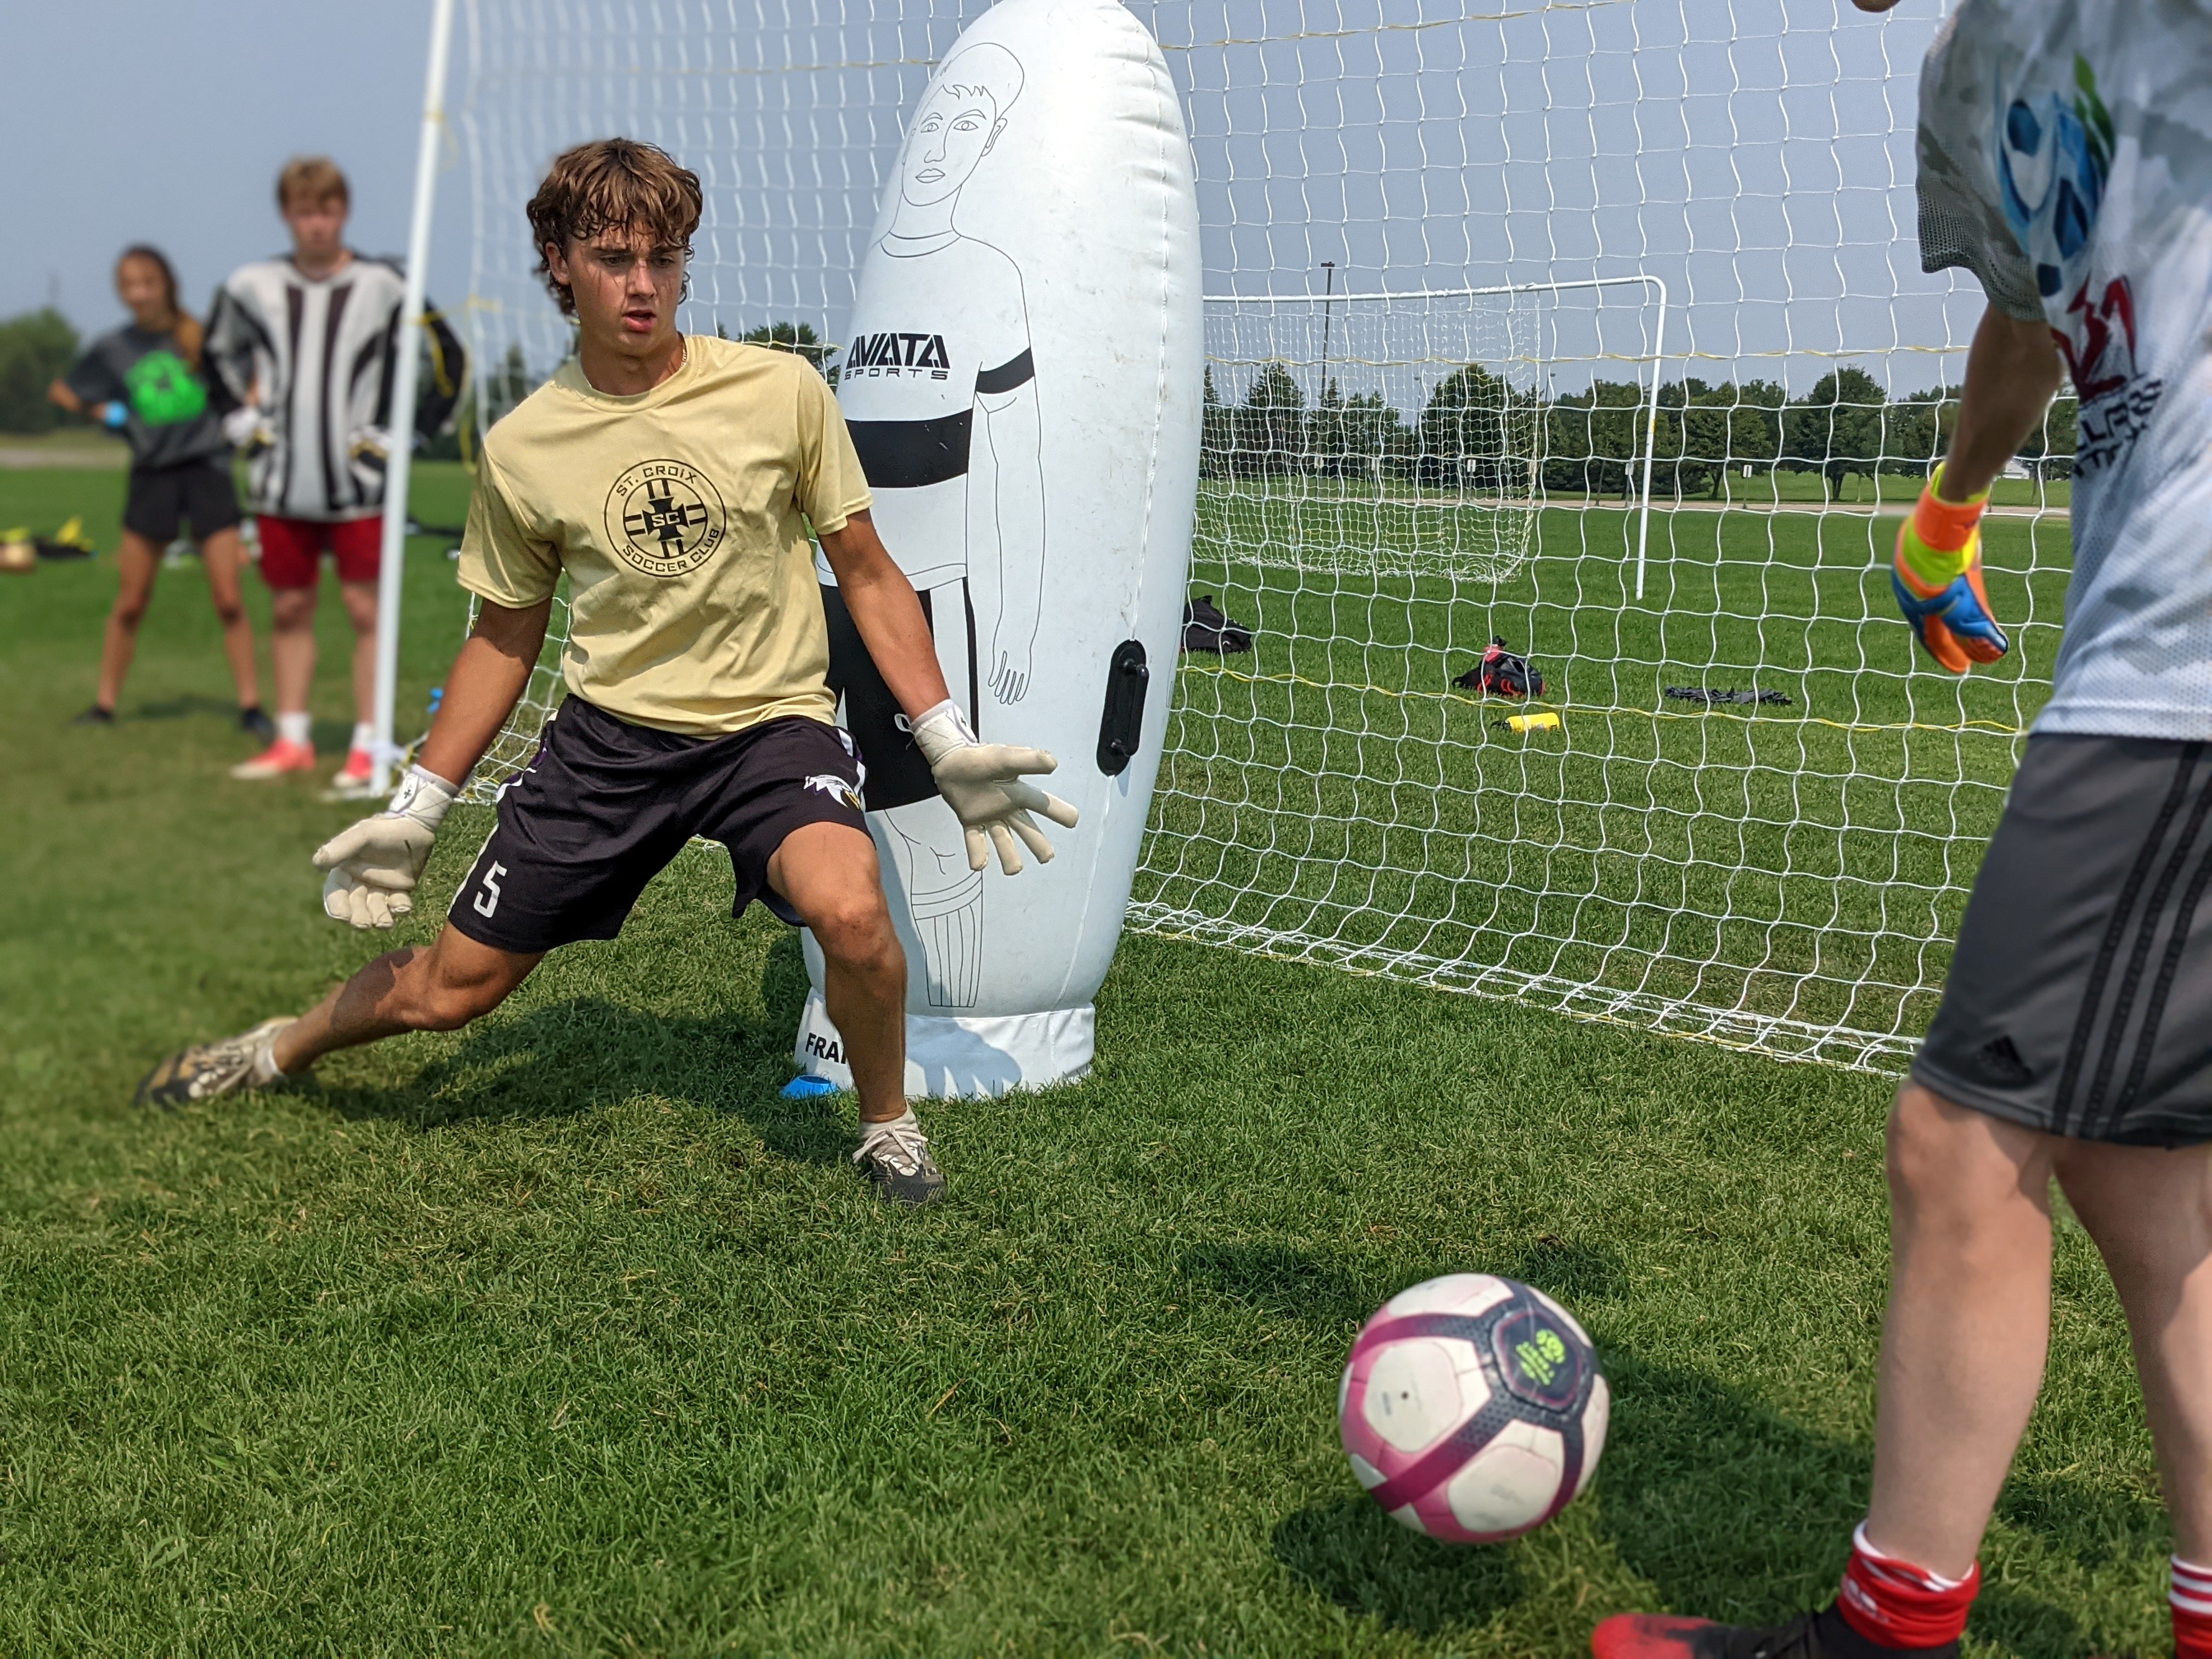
[903,83,1002,207]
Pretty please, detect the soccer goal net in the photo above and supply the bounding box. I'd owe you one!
[437,0,2072,1072]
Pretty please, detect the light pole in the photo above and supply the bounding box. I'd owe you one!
[1318,261,1337,397]
[1317,262,1336,477]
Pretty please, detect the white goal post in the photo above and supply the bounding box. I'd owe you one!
[389,0,2074,1073]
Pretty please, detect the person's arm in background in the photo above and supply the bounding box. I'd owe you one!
[203,283,274,448]
[48,364,125,431]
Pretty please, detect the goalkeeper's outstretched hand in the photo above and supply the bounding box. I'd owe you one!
[312,764,460,929]
[1892,466,2007,675]
[912,701,1080,876]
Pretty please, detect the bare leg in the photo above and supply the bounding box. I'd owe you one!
[198,527,262,710]
[769,821,909,1123]
[1863,1082,2059,1577]
[94,533,163,711]
[2055,1138,2212,1560]
[340,579,380,730]
[271,924,541,1075]
[269,584,319,722]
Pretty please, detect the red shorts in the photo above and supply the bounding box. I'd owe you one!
[256,515,383,588]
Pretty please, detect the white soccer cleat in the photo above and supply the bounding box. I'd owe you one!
[133,1018,295,1109]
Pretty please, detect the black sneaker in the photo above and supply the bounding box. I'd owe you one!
[1592,1605,1956,1659]
[238,705,275,741]
[853,1115,947,1206]
[74,705,116,726]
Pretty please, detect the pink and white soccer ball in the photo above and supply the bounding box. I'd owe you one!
[1339,1273,1609,1543]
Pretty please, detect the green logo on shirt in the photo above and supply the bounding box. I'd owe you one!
[125,349,208,427]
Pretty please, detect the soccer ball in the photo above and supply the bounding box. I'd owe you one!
[1338,1273,1609,1542]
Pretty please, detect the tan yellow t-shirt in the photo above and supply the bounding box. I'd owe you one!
[458,335,872,736]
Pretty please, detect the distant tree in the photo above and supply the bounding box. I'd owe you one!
[1307,377,1347,475]
[1418,364,1540,493]
[0,308,80,435]
[1781,366,1886,499]
[1653,378,1781,496]
[1201,367,1234,479]
[1336,390,1413,481]
[742,320,832,369]
[1883,384,1957,477]
[1543,378,1649,498]
[1237,362,1304,477]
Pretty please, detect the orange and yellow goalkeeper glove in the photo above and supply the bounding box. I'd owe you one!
[1891,466,2006,674]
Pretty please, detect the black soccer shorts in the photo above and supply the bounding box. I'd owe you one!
[1915,733,2212,1147]
[122,459,244,543]
[446,696,870,956]
[822,579,977,811]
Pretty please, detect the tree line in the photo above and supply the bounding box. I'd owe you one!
[1,302,2078,498]
[1203,362,2079,499]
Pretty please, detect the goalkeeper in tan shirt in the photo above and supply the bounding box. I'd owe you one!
[134,139,1075,1205]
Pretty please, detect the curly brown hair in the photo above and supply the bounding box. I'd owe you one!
[525,139,703,317]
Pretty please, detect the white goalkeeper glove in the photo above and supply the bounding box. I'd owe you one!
[222,404,274,455]
[911,699,1079,875]
[312,764,461,930]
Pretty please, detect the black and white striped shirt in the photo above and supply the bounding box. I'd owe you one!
[206,253,464,521]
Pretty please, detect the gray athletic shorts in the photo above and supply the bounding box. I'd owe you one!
[1915,733,2212,1146]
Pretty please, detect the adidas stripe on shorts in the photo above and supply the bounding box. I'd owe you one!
[1915,733,2212,1146]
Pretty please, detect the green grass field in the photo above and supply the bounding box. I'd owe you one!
[0,463,2164,1657]
[1137,480,2074,1066]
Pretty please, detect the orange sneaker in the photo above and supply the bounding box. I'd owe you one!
[229,737,317,780]
[331,747,375,791]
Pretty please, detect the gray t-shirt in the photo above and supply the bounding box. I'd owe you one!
[63,324,227,473]
[1920,0,2212,739]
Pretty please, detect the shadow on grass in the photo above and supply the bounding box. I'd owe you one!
[1272,1496,1527,1635]
[1595,1351,2156,1656]
[1181,1235,1629,1335]
[128,693,246,723]
[313,991,850,1169]
[1181,1243,1388,1331]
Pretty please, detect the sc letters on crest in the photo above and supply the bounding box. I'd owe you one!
[602,458,728,577]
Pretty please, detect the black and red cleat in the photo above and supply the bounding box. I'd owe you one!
[1593,1605,1958,1659]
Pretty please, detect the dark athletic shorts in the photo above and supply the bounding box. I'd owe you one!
[123,459,242,544]
[446,697,869,956]
[822,579,978,811]
[1915,733,2212,1147]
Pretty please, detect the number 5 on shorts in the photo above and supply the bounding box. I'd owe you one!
[473,861,508,917]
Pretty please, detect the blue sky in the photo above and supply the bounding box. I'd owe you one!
[9,0,1974,400]
[2,1,468,336]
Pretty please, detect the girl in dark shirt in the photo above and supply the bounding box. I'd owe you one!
[48,246,269,736]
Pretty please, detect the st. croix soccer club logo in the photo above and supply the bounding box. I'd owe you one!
[603,460,726,577]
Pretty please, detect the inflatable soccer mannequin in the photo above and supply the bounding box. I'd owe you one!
[797,0,1203,1094]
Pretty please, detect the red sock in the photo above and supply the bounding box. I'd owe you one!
[1836,1525,1980,1650]
[2173,1558,2212,1659]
